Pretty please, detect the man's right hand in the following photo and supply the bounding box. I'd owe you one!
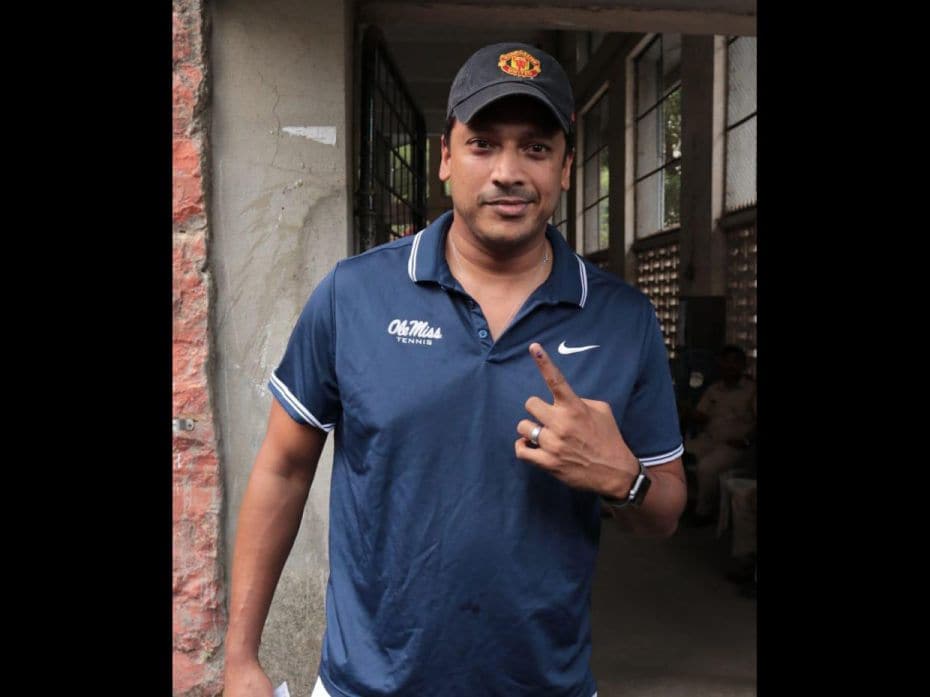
[223,656,274,697]
[222,400,328,697]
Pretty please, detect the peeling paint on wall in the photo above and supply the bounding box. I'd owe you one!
[282,126,337,146]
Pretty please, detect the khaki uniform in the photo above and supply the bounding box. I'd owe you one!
[685,377,756,517]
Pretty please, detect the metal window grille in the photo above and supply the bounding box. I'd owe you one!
[358,28,427,253]
[634,34,682,238]
[581,93,609,255]
[724,222,757,378]
[725,36,757,213]
[634,237,681,358]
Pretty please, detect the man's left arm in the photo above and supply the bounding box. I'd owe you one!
[604,458,686,537]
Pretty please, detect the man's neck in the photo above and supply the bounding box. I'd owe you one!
[445,219,551,285]
[445,217,554,341]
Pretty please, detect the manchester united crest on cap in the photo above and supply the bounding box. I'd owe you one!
[498,50,541,79]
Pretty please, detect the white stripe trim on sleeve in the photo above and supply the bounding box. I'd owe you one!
[407,229,424,282]
[269,372,335,432]
[574,254,588,307]
[640,443,685,466]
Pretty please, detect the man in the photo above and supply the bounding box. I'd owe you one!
[680,345,756,526]
[224,43,687,697]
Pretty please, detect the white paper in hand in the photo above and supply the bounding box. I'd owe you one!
[273,681,290,697]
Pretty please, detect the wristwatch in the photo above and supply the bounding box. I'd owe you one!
[600,458,651,510]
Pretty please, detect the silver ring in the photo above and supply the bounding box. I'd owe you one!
[529,424,543,447]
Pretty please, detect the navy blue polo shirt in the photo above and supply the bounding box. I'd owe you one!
[268,210,683,697]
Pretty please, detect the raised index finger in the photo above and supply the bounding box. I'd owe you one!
[529,342,579,404]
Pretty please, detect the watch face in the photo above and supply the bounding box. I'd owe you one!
[633,473,651,504]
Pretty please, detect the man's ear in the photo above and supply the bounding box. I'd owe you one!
[438,134,451,182]
[560,149,574,191]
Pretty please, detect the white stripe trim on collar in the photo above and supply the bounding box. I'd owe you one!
[575,254,588,307]
[270,372,335,432]
[640,443,685,466]
[407,230,424,282]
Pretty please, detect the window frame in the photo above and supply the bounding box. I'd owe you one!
[631,33,683,240]
[722,34,757,216]
[575,84,611,260]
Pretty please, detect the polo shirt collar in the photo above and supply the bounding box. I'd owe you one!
[407,210,588,308]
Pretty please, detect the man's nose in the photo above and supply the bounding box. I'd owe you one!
[491,146,526,188]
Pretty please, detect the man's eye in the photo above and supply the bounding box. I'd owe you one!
[470,139,491,149]
[528,144,550,153]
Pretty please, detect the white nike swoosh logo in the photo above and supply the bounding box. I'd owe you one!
[558,341,600,355]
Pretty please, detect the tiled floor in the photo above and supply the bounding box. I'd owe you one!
[589,519,757,697]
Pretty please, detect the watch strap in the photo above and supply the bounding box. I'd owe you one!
[600,458,651,510]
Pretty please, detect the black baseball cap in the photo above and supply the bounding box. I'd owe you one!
[446,43,575,135]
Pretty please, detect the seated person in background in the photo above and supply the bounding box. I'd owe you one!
[679,345,756,526]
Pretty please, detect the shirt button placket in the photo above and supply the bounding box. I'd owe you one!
[465,297,492,347]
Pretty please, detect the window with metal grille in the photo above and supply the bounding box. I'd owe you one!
[634,238,681,359]
[357,28,427,253]
[722,35,757,377]
[580,92,609,258]
[725,36,757,212]
[634,34,682,239]
[724,222,757,377]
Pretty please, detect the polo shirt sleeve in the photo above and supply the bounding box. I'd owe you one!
[266,269,340,432]
[620,301,684,467]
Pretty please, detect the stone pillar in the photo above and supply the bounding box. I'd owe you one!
[679,34,727,298]
[210,1,353,695]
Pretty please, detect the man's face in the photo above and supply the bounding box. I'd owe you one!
[719,353,746,381]
[439,96,573,251]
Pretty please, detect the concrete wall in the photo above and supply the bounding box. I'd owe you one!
[210,0,353,694]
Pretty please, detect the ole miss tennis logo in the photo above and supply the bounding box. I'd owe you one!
[388,319,443,346]
[498,50,541,78]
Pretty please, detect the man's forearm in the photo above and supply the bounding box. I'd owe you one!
[608,469,687,537]
[224,458,313,664]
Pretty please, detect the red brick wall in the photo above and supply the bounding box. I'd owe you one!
[173,1,225,694]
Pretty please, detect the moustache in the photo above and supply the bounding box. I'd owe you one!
[479,190,538,205]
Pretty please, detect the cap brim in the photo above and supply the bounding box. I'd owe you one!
[451,81,571,134]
